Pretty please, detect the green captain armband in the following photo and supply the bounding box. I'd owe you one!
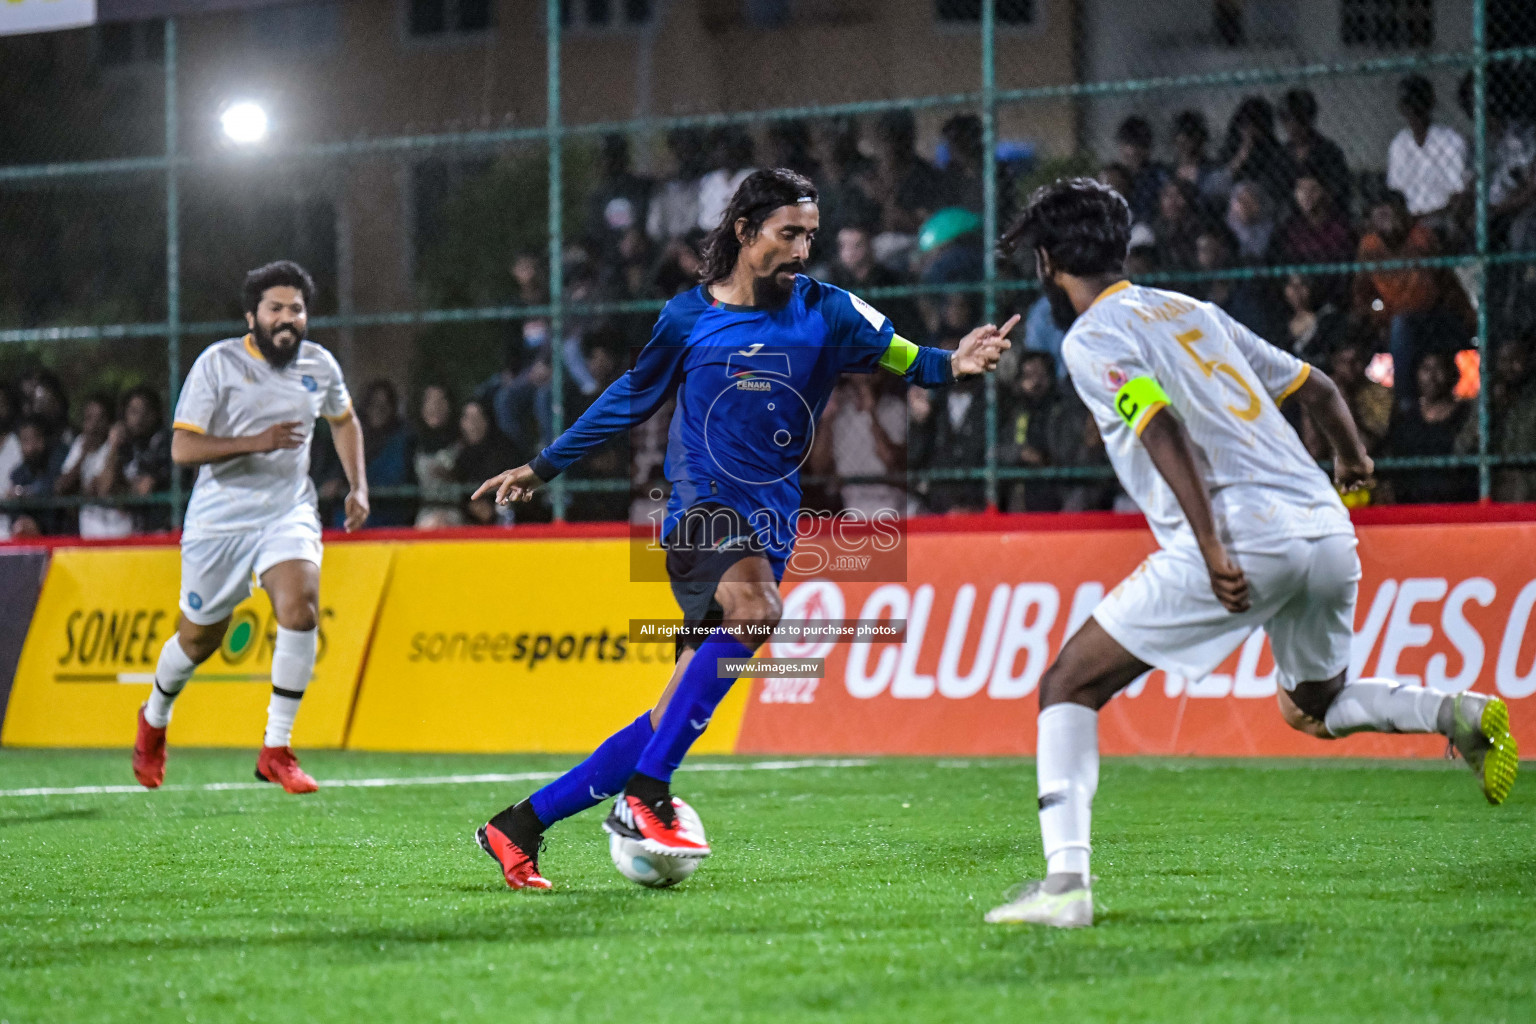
[1114,376,1170,435]
[878,334,920,375]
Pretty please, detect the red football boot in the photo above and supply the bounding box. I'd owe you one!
[132,705,167,789]
[475,823,552,890]
[603,794,711,859]
[254,746,319,794]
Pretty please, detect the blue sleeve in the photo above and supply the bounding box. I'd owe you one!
[901,345,956,387]
[816,280,955,388]
[529,305,693,481]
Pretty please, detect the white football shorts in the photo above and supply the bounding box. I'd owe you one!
[1092,533,1360,690]
[179,506,324,625]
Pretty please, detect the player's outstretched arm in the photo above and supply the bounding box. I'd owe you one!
[1290,369,1375,493]
[328,409,371,531]
[877,314,1018,387]
[1138,409,1251,614]
[482,325,688,501]
[170,422,304,467]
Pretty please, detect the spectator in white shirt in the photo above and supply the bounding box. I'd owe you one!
[56,393,134,539]
[646,128,708,243]
[1386,74,1468,219]
[696,127,757,233]
[819,373,907,520]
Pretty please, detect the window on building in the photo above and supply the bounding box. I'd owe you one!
[248,2,341,52]
[1341,0,1434,48]
[408,0,493,38]
[560,0,653,29]
[95,18,164,67]
[935,0,1035,25]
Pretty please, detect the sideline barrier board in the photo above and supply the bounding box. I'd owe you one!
[344,538,750,754]
[0,549,48,733]
[5,514,1532,758]
[735,520,1536,757]
[1,543,393,748]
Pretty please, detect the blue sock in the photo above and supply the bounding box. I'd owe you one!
[528,711,654,826]
[634,629,754,783]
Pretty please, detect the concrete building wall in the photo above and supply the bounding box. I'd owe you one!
[1078,0,1475,179]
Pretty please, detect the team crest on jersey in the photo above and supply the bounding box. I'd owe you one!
[1105,365,1128,390]
[301,375,318,392]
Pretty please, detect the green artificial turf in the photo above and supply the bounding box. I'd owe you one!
[0,750,1532,1023]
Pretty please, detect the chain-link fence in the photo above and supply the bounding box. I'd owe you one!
[2,0,1534,537]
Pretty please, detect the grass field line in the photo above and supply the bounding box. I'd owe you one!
[0,757,874,799]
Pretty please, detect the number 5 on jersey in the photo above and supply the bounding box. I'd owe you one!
[1174,328,1262,421]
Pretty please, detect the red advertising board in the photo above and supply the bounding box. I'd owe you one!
[736,514,1536,758]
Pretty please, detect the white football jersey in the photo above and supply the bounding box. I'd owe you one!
[172,335,352,538]
[1061,281,1351,552]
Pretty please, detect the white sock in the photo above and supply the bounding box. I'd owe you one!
[144,636,197,728]
[263,626,317,748]
[1037,702,1098,883]
[1323,677,1452,737]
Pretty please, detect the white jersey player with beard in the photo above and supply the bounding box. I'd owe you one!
[173,333,352,620]
[132,262,370,796]
[983,179,1518,930]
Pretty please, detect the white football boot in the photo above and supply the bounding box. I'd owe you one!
[984,878,1093,928]
[1446,691,1519,806]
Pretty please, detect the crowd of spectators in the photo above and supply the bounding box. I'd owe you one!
[8,73,1536,537]
[1093,74,1536,506]
[0,370,172,539]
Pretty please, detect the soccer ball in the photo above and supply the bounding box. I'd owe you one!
[609,798,706,889]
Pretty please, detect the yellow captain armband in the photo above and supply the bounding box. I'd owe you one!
[1114,376,1170,435]
[878,335,919,375]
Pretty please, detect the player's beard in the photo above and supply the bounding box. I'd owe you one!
[254,321,304,370]
[1041,275,1079,331]
[753,259,804,308]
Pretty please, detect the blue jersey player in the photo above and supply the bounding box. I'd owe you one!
[472,169,1015,888]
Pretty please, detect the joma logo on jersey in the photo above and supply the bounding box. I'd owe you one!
[726,351,792,380]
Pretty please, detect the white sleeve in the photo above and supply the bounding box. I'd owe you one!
[60,436,85,474]
[318,348,353,421]
[172,350,220,434]
[1386,134,1407,194]
[876,395,906,440]
[1449,130,1470,187]
[1062,325,1164,438]
[1217,307,1312,403]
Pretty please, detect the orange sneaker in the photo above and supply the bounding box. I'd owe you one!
[255,746,319,794]
[604,793,711,859]
[475,823,553,890]
[132,705,167,789]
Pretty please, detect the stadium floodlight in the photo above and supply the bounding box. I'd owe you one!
[220,101,269,144]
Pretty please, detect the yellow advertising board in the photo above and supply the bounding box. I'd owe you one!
[346,538,750,753]
[1,543,393,748]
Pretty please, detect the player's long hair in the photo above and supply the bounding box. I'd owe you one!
[242,260,316,315]
[699,168,818,284]
[999,177,1131,277]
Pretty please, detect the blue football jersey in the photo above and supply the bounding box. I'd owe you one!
[531,276,953,575]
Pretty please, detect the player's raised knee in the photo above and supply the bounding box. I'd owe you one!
[1278,689,1334,739]
[177,616,229,663]
[272,594,319,632]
